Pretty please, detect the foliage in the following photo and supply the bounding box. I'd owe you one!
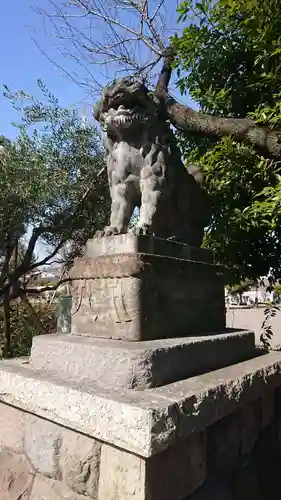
[273,282,281,297]
[2,80,109,251]
[0,300,56,358]
[0,80,110,292]
[173,0,281,280]
[0,80,110,356]
[260,305,280,350]
[175,0,281,118]
[227,278,256,297]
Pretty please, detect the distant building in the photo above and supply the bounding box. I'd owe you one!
[25,270,69,302]
[225,275,276,306]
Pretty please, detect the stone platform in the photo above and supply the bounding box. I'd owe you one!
[1,233,271,499]
[29,330,256,389]
[69,234,226,341]
[0,351,279,458]
[0,351,281,499]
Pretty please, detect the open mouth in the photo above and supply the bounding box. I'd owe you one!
[108,93,134,110]
[109,112,148,126]
[105,102,148,126]
[106,113,148,127]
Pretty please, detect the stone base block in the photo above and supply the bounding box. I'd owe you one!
[30,330,256,389]
[0,353,281,499]
[85,233,213,263]
[1,352,281,458]
[98,434,206,500]
[69,234,225,341]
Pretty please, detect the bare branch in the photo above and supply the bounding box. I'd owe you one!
[0,172,104,307]
[151,0,164,22]
[23,277,72,295]
[34,0,171,91]
[32,37,98,94]
[28,240,65,272]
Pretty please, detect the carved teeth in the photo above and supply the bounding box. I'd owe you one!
[109,111,148,126]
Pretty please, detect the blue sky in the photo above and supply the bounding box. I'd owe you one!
[0,1,89,139]
[0,1,194,141]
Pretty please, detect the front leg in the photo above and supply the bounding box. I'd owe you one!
[104,180,134,236]
[95,149,135,237]
[133,164,164,236]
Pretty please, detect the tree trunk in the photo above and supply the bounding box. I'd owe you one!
[20,292,45,334]
[3,290,11,358]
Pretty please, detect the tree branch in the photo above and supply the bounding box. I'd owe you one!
[20,227,43,272]
[0,173,104,306]
[155,44,176,93]
[22,277,71,295]
[151,0,165,22]
[154,45,281,159]
[19,291,45,333]
[59,0,163,55]
[163,95,281,159]
[28,240,65,272]
[0,235,17,286]
[36,0,169,90]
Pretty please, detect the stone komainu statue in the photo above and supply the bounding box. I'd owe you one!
[94,77,210,246]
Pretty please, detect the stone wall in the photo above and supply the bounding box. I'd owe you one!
[188,390,280,500]
[0,404,102,499]
[1,387,281,500]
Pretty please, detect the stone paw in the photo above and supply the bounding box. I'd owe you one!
[131,224,152,236]
[104,226,120,236]
[94,230,103,238]
[94,226,121,238]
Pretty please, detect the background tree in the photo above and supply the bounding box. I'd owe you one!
[0,81,110,355]
[273,282,281,300]
[172,0,281,281]
[227,279,256,305]
[20,0,281,282]
[37,0,281,160]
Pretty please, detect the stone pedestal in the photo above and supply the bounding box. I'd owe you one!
[69,234,226,341]
[0,352,281,499]
[29,331,256,389]
[0,234,272,499]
